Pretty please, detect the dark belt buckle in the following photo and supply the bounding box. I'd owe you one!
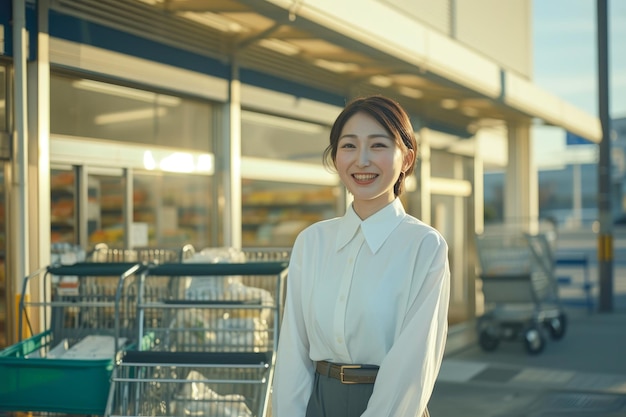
[339,365,361,384]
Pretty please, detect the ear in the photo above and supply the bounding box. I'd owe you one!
[402,149,415,172]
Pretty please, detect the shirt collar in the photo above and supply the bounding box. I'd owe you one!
[336,198,406,254]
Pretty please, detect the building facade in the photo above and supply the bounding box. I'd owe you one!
[0,0,601,348]
[485,116,626,229]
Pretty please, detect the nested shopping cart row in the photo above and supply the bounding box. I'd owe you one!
[0,247,289,417]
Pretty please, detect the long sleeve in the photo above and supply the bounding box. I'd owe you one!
[272,200,451,417]
[361,232,450,417]
[271,234,315,417]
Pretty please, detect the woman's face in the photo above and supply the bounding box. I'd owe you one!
[335,112,411,219]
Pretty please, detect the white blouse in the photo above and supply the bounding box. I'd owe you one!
[272,198,450,417]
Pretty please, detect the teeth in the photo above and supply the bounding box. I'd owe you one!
[353,174,377,181]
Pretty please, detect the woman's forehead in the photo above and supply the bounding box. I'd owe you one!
[341,112,391,136]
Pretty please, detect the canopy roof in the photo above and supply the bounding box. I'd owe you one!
[52,0,601,143]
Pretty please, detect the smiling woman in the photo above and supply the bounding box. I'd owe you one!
[272,95,450,417]
[332,111,413,219]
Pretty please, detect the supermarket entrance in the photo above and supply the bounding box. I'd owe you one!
[50,154,217,254]
[51,166,127,250]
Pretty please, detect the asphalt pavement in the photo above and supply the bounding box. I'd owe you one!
[428,240,626,417]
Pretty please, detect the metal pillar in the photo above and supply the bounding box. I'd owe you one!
[597,0,613,312]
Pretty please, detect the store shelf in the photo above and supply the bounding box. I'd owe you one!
[242,187,338,247]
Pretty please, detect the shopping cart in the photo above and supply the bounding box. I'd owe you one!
[89,242,196,264]
[0,262,144,415]
[475,232,567,355]
[105,259,288,417]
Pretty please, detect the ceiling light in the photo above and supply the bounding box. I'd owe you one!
[178,12,244,33]
[440,99,458,110]
[258,38,300,56]
[242,110,325,134]
[461,106,479,117]
[398,86,424,99]
[94,107,167,125]
[313,59,359,73]
[73,80,181,106]
[369,75,393,88]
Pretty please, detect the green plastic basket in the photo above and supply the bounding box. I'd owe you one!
[0,330,115,414]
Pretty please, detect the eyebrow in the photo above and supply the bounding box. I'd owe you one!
[339,133,392,140]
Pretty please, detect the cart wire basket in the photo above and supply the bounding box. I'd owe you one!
[0,262,144,415]
[89,242,196,264]
[106,258,288,417]
[475,231,567,355]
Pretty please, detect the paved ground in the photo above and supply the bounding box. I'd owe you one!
[430,309,626,416]
[428,231,626,417]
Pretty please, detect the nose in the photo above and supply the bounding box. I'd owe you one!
[357,148,370,167]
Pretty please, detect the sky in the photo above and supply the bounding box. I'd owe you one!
[532,0,626,167]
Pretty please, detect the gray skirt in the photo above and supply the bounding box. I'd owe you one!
[305,370,430,417]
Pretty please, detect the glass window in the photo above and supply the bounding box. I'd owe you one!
[0,65,8,160]
[0,65,6,131]
[431,150,461,179]
[241,110,330,164]
[134,172,214,249]
[0,162,6,348]
[50,75,213,152]
[240,111,339,247]
[49,74,217,251]
[242,180,340,247]
[88,173,126,247]
[51,168,77,244]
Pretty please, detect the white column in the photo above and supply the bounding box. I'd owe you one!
[419,128,432,224]
[25,0,51,337]
[28,0,51,270]
[504,122,538,233]
[9,0,30,342]
[222,59,242,249]
[473,133,485,235]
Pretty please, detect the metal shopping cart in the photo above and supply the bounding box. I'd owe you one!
[475,231,567,355]
[106,258,288,417]
[89,242,196,264]
[0,262,144,415]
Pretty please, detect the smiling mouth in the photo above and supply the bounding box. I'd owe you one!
[353,173,378,181]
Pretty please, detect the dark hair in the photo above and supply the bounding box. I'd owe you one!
[323,95,418,196]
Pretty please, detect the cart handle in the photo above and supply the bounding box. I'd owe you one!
[121,350,272,365]
[147,261,288,276]
[479,274,531,281]
[46,262,145,276]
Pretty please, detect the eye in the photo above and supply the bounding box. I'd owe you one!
[339,142,356,149]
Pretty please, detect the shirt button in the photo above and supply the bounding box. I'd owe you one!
[348,258,353,264]
[337,337,343,344]
[340,295,346,302]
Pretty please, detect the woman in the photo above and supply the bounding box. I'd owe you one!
[272,95,450,417]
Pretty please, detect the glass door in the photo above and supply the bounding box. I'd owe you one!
[50,167,78,245]
[0,162,6,348]
[87,169,126,248]
[133,172,214,249]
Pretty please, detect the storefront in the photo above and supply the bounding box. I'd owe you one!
[0,0,601,348]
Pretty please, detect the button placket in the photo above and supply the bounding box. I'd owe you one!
[332,230,364,356]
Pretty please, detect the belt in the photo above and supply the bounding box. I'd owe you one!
[315,360,379,384]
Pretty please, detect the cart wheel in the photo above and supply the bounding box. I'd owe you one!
[546,313,567,340]
[523,326,545,355]
[478,329,500,352]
